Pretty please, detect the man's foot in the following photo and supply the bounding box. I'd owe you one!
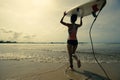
[68,67,75,71]
[70,67,75,71]
[77,60,81,68]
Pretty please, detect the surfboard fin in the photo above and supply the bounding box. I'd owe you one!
[76,8,80,12]
[92,11,97,17]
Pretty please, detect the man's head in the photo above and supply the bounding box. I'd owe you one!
[71,14,77,23]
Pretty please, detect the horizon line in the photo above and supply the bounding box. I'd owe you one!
[1,41,120,44]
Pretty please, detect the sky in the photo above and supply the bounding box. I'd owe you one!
[0,0,120,42]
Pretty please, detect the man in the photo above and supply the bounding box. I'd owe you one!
[60,12,83,70]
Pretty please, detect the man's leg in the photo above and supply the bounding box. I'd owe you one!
[72,45,81,68]
[67,44,73,69]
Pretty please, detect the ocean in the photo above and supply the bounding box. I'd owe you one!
[0,42,120,63]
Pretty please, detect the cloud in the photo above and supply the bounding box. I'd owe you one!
[0,28,36,42]
[13,32,22,40]
[0,28,22,41]
[23,35,36,42]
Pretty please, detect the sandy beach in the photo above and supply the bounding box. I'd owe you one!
[0,60,120,80]
[0,43,120,80]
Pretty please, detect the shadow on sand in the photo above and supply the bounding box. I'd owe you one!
[76,70,109,80]
[65,69,109,80]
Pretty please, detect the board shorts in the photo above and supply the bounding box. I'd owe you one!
[67,40,78,46]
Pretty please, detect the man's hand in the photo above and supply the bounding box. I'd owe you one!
[63,11,67,16]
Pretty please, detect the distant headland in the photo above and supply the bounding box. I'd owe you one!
[0,40,17,43]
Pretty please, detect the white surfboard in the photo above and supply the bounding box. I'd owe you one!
[66,0,106,17]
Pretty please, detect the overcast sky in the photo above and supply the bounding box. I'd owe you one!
[0,0,120,42]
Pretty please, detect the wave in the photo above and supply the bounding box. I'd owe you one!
[0,52,120,63]
[0,53,32,61]
[0,43,120,63]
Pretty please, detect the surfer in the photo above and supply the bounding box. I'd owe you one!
[60,12,83,70]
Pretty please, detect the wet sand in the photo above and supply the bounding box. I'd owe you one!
[0,60,120,80]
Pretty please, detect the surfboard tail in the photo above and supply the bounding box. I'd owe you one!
[100,0,106,10]
[92,0,106,17]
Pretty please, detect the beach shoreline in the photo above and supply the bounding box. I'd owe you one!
[0,60,120,80]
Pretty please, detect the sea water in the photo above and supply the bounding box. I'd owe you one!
[0,42,120,63]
